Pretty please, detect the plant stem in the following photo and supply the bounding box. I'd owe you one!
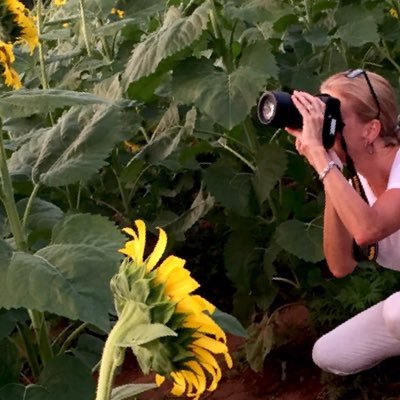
[59,322,89,355]
[95,302,140,400]
[0,131,27,252]
[36,0,55,125]
[243,117,259,155]
[0,128,53,366]
[16,323,41,380]
[112,168,129,216]
[79,0,92,57]
[22,183,40,231]
[217,138,255,171]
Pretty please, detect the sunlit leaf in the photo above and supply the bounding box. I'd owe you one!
[122,1,210,86]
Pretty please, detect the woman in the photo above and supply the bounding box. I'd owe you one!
[286,70,400,375]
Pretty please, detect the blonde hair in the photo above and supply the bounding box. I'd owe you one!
[321,71,400,146]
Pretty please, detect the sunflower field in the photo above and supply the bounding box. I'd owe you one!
[1,0,400,399]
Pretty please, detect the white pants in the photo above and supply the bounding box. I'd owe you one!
[312,292,400,375]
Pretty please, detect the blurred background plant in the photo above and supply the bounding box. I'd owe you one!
[0,0,400,399]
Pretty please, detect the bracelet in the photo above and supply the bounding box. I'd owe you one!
[318,160,338,181]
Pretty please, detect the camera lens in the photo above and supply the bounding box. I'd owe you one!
[257,91,302,129]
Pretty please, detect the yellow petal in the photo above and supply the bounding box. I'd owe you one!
[224,352,233,368]
[146,227,167,271]
[155,374,165,386]
[118,240,138,260]
[134,220,146,263]
[193,335,228,354]
[191,295,216,314]
[180,370,199,397]
[170,372,186,396]
[156,255,186,282]
[191,347,221,392]
[183,312,226,342]
[164,269,200,301]
[186,361,207,394]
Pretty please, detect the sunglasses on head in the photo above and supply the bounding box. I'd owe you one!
[345,69,381,119]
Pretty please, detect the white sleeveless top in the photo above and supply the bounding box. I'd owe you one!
[357,149,400,270]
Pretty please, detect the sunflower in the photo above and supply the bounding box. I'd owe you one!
[54,0,67,6]
[0,41,21,89]
[4,0,38,53]
[111,220,232,400]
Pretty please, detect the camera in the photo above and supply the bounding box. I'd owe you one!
[257,91,344,149]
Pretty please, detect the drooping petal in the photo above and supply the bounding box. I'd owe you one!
[134,220,146,264]
[193,335,229,354]
[183,312,226,342]
[170,372,186,396]
[146,227,167,271]
[224,352,233,368]
[180,370,199,397]
[186,360,207,395]
[155,374,165,386]
[191,347,221,391]
[191,295,216,314]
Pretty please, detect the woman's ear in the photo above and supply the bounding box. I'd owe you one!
[364,119,381,143]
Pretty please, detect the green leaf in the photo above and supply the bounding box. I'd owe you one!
[0,89,113,118]
[17,198,64,232]
[335,17,379,47]
[252,143,287,205]
[38,355,96,400]
[275,219,324,262]
[0,339,19,387]
[245,316,274,373]
[0,214,125,331]
[31,105,128,186]
[211,309,247,338]
[172,58,267,129]
[0,355,95,400]
[203,159,252,216]
[122,2,210,86]
[120,323,177,346]
[71,334,104,370]
[164,189,215,241]
[138,106,197,165]
[111,384,157,400]
[239,41,279,80]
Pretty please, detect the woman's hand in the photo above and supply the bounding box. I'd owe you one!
[285,90,328,169]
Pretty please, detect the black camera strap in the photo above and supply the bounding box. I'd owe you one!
[339,135,378,262]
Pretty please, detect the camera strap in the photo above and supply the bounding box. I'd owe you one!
[339,136,378,262]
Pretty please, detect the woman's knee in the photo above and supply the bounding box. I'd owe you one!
[312,335,355,376]
[383,292,400,339]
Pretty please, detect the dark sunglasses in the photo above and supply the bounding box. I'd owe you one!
[345,69,381,119]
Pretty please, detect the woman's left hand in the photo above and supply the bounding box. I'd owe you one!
[288,90,328,168]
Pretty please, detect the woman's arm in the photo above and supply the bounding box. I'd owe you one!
[312,147,400,246]
[323,193,357,277]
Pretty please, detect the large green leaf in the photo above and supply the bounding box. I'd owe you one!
[122,1,210,86]
[137,107,197,165]
[0,355,96,400]
[171,57,269,129]
[335,17,379,47]
[252,143,287,205]
[13,105,128,186]
[111,384,158,400]
[0,89,113,118]
[203,158,253,216]
[275,219,324,262]
[0,214,125,331]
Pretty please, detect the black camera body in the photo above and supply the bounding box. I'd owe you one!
[257,91,344,149]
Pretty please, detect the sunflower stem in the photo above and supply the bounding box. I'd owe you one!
[22,183,40,231]
[0,127,53,367]
[79,0,92,57]
[95,303,141,400]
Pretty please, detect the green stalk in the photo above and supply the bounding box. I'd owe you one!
[58,322,89,355]
[16,323,41,380]
[22,183,40,231]
[0,129,53,366]
[79,0,92,57]
[243,117,259,155]
[95,302,141,400]
[36,0,49,90]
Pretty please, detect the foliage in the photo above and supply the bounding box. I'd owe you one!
[0,0,399,397]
